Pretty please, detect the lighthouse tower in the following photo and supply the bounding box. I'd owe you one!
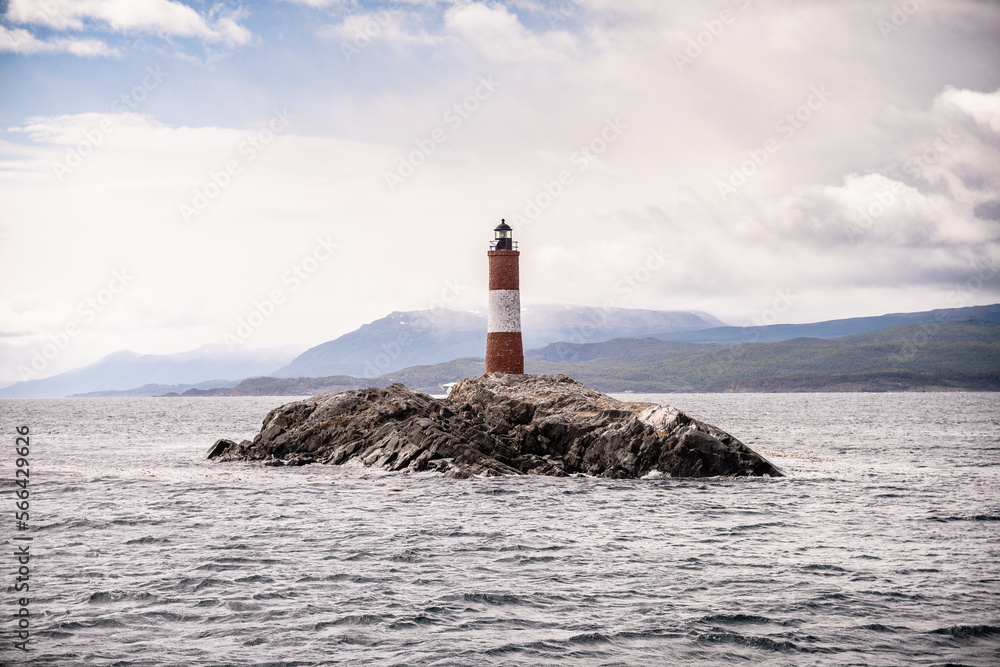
[486,219,524,375]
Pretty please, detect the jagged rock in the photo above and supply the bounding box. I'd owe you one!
[206,438,238,459]
[208,374,782,479]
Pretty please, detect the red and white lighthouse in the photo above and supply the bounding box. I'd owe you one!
[486,219,524,375]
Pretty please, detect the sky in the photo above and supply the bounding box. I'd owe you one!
[1,0,999,382]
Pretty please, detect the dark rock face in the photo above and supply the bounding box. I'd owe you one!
[208,374,783,479]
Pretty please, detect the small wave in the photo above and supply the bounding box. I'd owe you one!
[700,613,772,625]
[111,517,162,526]
[496,554,558,565]
[568,631,613,644]
[172,577,226,592]
[615,628,686,641]
[86,590,155,604]
[139,610,204,623]
[484,639,564,655]
[498,544,567,552]
[57,617,128,630]
[930,625,1000,640]
[697,631,797,652]
[863,590,926,601]
[802,564,849,573]
[463,592,525,605]
[518,555,557,564]
[252,592,290,600]
[388,615,440,629]
[124,536,170,545]
[315,614,385,629]
[928,514,1000,522]
[722,521,786,533]
[312,573,381,584]
[858,623,907,633]
[336,633,377,646]
[194,562,245,573]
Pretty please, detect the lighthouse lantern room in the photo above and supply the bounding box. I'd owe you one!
[492,219,515,251]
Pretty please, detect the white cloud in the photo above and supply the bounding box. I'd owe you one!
[276,0,343,6]
[442,2,577,62]
[320,8,439,51]
[0,23,116,56]
[938,87,1000,135]
[321,2,578,63]
[6,0,252,46]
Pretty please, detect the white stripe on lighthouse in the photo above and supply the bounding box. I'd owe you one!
[488,289,521,333]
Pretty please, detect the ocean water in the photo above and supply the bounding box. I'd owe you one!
[1,392,998,666]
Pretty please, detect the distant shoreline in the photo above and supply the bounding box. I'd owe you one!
[66,371,997,399]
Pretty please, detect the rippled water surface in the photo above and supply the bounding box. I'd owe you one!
[1,392,999,665]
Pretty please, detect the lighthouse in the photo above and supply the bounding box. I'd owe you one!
[486,219,524,375]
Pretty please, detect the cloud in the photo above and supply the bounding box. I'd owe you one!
[0,23,116,56]
[320,8,440,52]
[442,2,578,63]
[937,86,1000,135]
[276,0,343,6]
[5,0,252,47]
[673,86,1000,299]
[320,2,579,64]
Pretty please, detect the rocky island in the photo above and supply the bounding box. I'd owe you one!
[208,374,782,479]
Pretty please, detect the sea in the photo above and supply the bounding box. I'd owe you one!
[0,392,998,666]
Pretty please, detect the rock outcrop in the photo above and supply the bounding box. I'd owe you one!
[208,374,782,479]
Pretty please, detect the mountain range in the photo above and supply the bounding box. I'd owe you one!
[648,303,1000,344]
[271,304,726,378]
[3,303,997,398]
[0,345,298,399]
[525,320,1000,392]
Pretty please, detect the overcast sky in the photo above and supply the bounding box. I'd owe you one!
[1,0,999,381]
